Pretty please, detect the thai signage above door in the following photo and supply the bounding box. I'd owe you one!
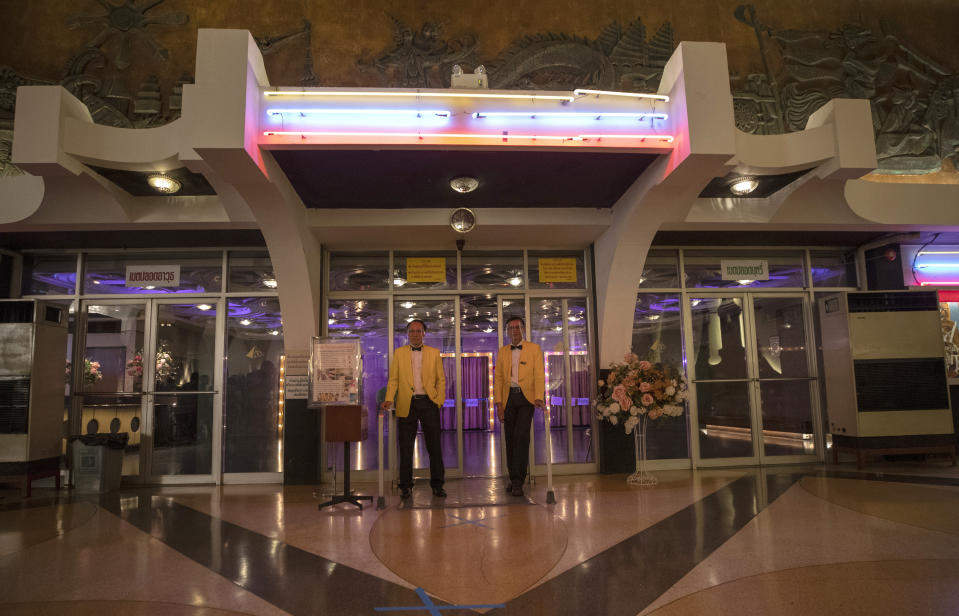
[720,260,769,281]
[125,265,180,287]
[538,258,577,283]
[406,257,446,282]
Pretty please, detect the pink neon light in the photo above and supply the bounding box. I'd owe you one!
[920,281,959,286]
[262,131,674,143]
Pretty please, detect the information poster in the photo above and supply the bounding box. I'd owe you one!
[406,257,446,282]
[538,258,577,283]
[309,338,361,407]
[284,352,309,400]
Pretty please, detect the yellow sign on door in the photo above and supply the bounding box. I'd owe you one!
[406,257,447,282]
[538,258,577,283]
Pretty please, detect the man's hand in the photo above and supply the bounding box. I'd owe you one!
[534,399,545,409]
[495,402,504,421]
[379,401,393,412]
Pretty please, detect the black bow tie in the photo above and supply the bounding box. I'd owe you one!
[411,346,422,352]
[511,344,523,350]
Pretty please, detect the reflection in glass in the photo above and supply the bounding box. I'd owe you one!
[460,295,500,476]
[224,297,283,473]
[696,381,754,458]
[753,296,815,456]
[151,303,217,475]
[690,297,754,458]
[22,254,78,295]
[151,393,214,475]
[633,293,688,459]
[393,298,457,470]
[461,251,524,290]
[84,252,222,294]
[329,253,389,291]
[327,299,388,471]
[639,250,680,289]
[228,251,278,292]
[810,250,857,288]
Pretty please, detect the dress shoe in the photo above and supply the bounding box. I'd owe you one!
[432,487,447,497]
[400,488,412,500]
[511,486,524,497]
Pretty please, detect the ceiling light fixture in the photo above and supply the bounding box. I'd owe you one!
[197,304,212,311]
[267,108,451,117]
[262,278,278,288]
[729,176,759,196]
[262,130,674,144]
[240,319,252,325]
[472,111,668,120]
[147,174,181,194]
[450,176,479,193]
[507,276,523,287]
[264,90,575,102]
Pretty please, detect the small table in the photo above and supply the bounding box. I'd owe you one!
[319,405,372,510]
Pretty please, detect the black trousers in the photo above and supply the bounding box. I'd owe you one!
[504,390,535,484]
[397,396,445,490]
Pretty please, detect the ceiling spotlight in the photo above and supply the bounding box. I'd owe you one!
[240,319,252,325]
[394,277,406,287]
[144,285,155,290]
[737,279,754,286]
[449,176,479,194]
[147,174,182,194]
[262,278,278,288]
[401,301,415,309]
[729,176,759,196]
[197,303,212,311]
[507,276,523,287]
[270,329,280,336]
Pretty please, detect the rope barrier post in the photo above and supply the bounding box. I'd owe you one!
[376,408,386,510]
[543,404,556,504]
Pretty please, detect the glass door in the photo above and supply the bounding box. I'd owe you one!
[146,299,222,481]
[687,293,819,466]
[392,297,460,479]
[529,297,595,475]
[77,300,148,481]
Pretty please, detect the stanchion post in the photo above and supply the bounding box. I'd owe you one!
[376,409,386,510]
[543,404,556,504]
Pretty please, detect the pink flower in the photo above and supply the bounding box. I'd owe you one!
[648,408,663,420]
[612,384,632,411]
[641,393,654,406]
[639,382,651,392]
[638,361,652,371]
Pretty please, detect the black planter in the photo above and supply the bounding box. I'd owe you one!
[598,419,635,473]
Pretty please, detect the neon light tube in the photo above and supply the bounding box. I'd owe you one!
[262,130,674,143]
[919,251,959,255]
[267,108,451,117]
[472,111,668,120]
[574,88,669,102]
[915,263,959,268]
[264,90,575,101]
[920,281,959,286]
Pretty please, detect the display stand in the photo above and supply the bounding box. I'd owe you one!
[318,404,372,510]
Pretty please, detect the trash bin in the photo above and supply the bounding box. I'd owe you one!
[70,433,127,493]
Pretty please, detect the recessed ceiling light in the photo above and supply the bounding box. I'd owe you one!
[449,176,479,193]
[729,176,759,196]
[240,319,251,325]
[147,174,182,194]
[197,303,212,311]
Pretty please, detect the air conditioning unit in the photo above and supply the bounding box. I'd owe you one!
[0,299,68,493]
[819,291,955,465]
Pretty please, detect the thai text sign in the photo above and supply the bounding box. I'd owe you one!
[538,258,577,283]
[126,265,180,287]
[406,257,446,282]
[720,260,769,281]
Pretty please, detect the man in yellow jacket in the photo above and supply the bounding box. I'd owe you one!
[494,316,545,497]
[381,319,447,499]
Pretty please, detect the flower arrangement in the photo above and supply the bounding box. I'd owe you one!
[126,343,175,383]
[82,359,103,385]
[594,353,688,434]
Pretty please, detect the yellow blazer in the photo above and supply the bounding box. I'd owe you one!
[494,341,545,407]
[385,345,446,417]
